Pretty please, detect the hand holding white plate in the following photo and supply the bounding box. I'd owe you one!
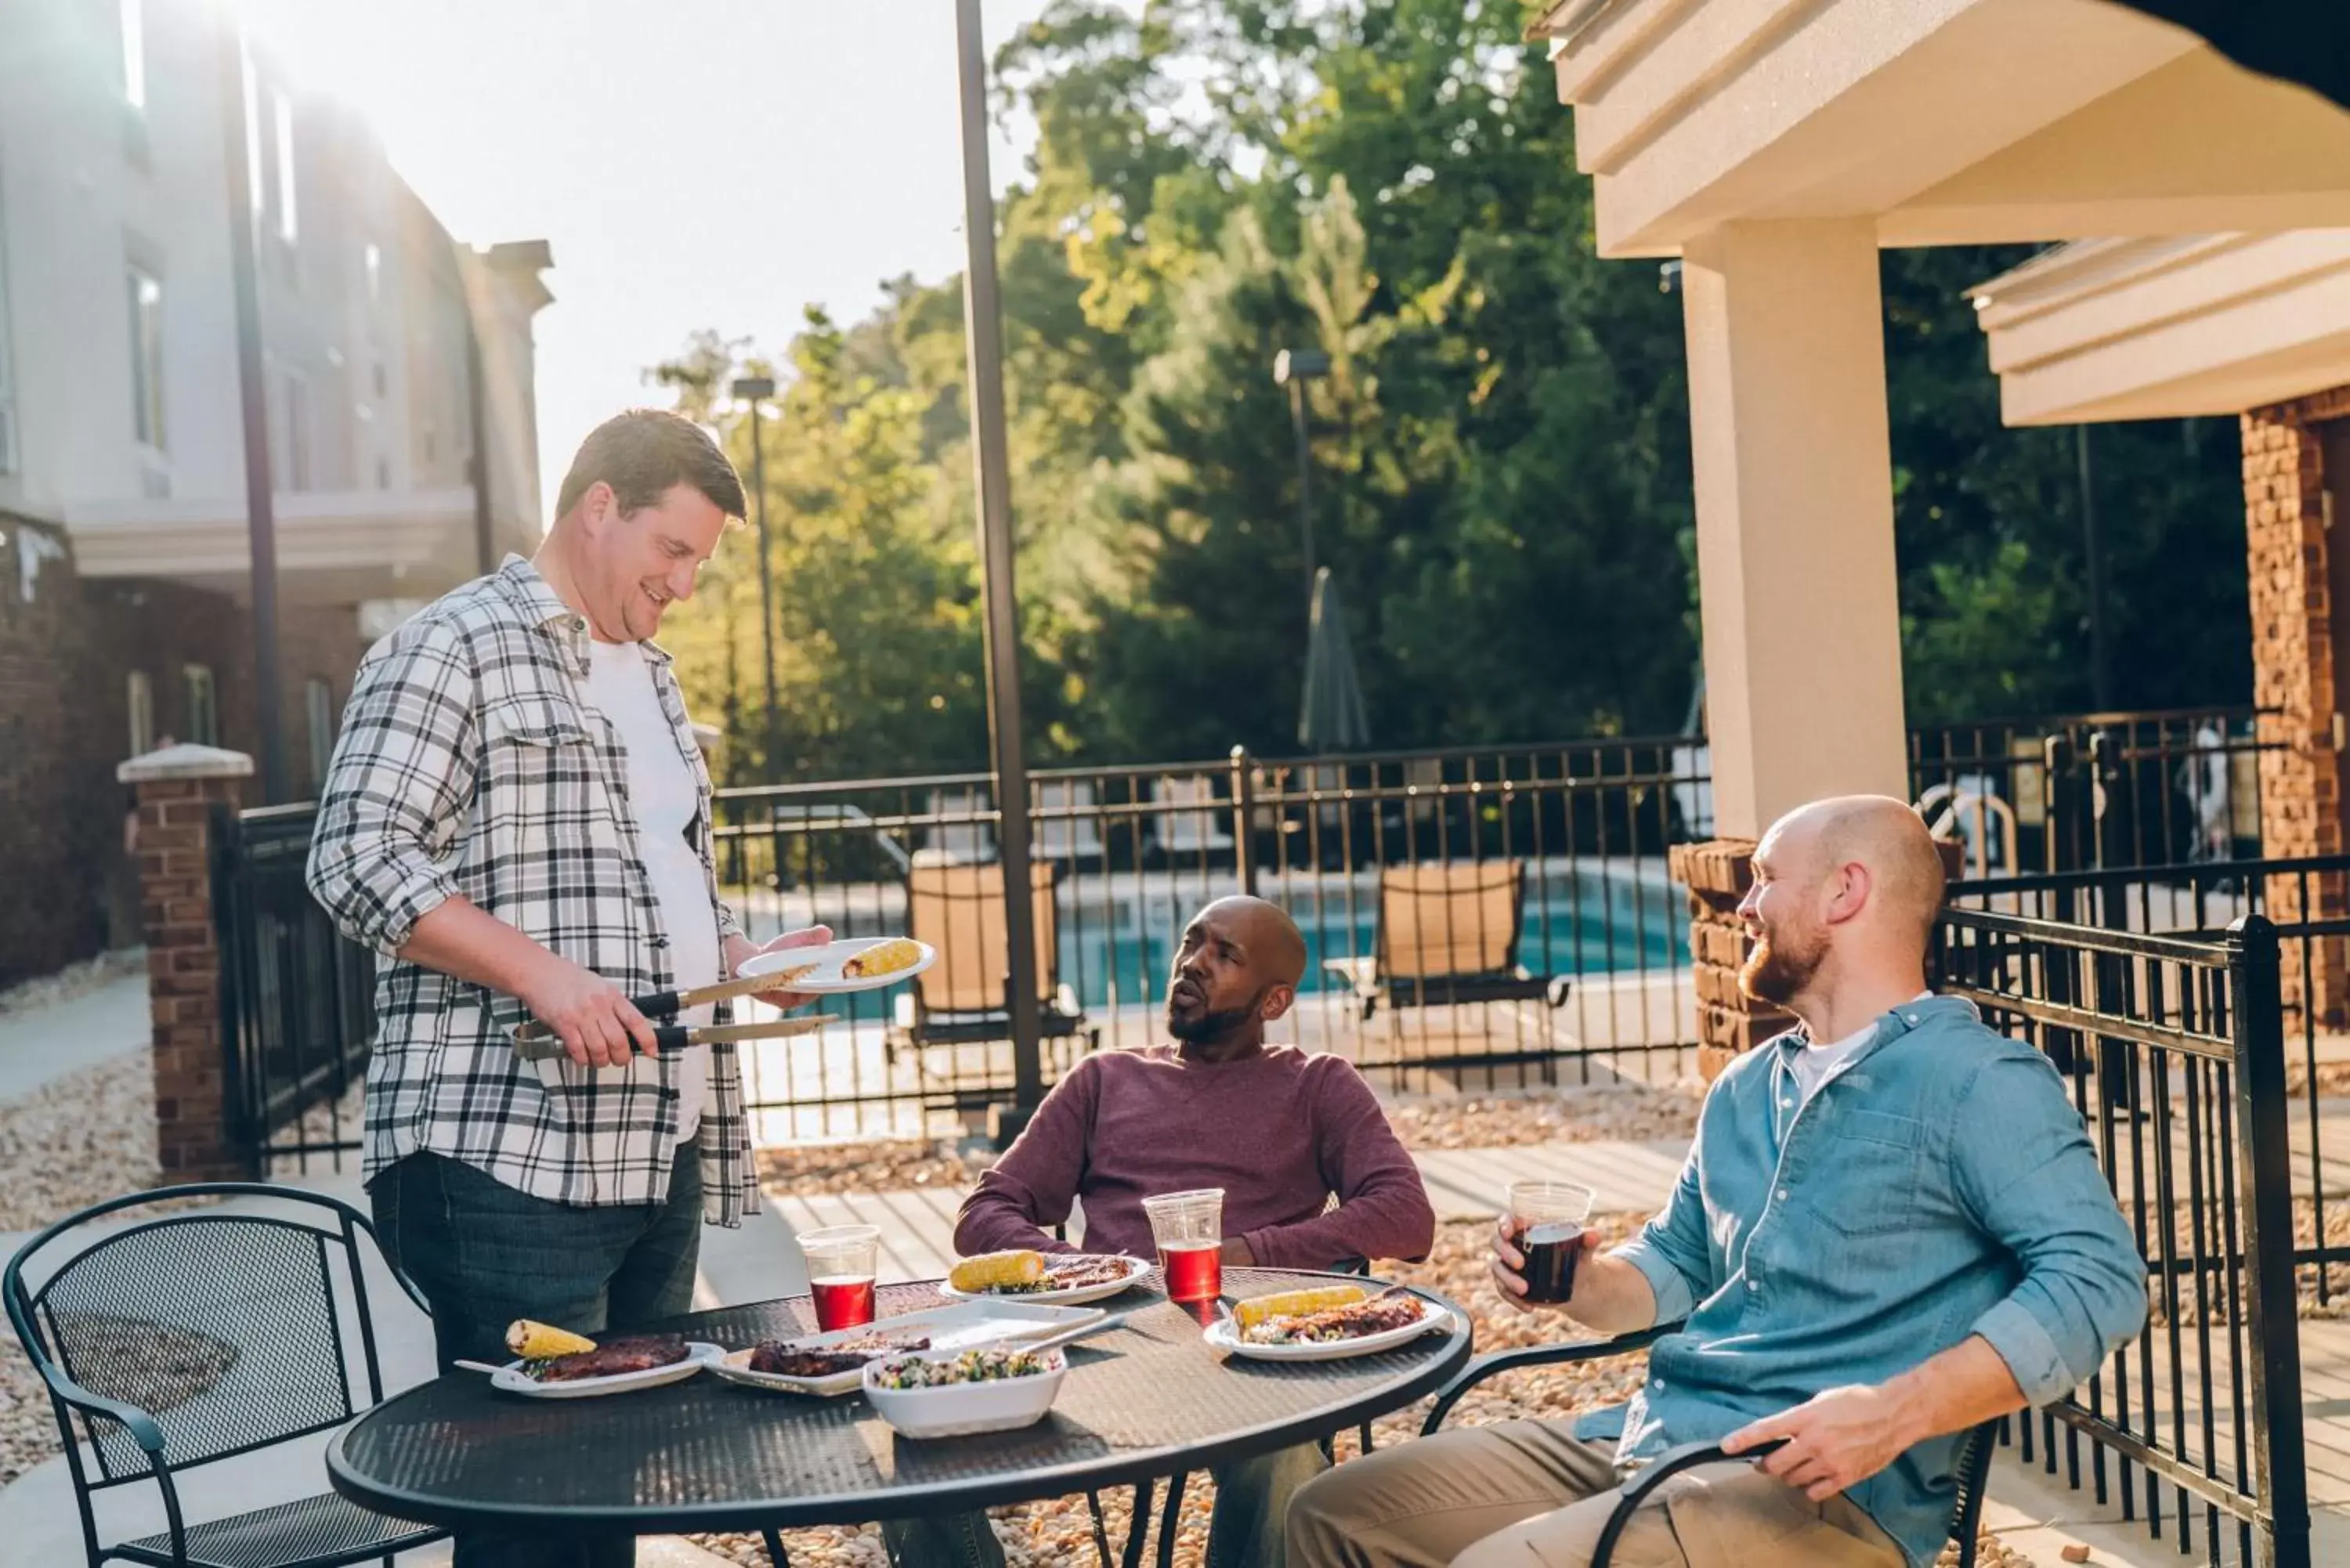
[738,938,937,996]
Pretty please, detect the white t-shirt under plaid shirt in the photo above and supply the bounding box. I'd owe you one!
[306,555,757,1223]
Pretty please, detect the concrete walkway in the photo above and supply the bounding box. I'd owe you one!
[0,974,148,1102]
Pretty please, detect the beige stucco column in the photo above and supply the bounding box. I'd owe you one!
[1683,219,1910,836]
[1676,219,1910,1075]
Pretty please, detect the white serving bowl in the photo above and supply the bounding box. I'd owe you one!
[861,1348,1068,1440]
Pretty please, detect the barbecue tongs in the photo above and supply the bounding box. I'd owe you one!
[511,970,833,1061]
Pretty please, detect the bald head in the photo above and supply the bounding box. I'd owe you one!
[1770,796,1947,944]
[1739,796,1943,1018]
[1166,896,1307,1052]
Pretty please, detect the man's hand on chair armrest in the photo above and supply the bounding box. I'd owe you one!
[1722,1335,2026,1501]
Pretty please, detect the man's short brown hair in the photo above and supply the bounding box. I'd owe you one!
[554,409,747,522]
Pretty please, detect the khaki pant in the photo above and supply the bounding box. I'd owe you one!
[1285,1422,1904,1568]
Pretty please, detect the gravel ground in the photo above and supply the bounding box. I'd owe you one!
[690,1215,2034,1568]
[753,1081,1708,1202]
[0,1053,160,1233]
[0,948,146,1021]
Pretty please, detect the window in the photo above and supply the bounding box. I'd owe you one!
[371,359,387,399]
[126,671,154,757]
[119,0,146,110]
[272,91,298,246]
[305,677,335,790]
[126,266,164,451]
[364,243,381,306]
[183,664,217,747]
[376,456,392,490]
[273,367,311,491]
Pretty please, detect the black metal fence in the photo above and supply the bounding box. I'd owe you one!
[1910,706,2270,878]
[1936,908,2310,1568]
[210,802,371,1172]
[713,740,1703,1140]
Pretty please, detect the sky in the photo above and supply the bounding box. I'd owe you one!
[238,0,1094,520]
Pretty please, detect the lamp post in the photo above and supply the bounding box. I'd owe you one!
[215,13,287,802]
[1274,349,1330,605]
[729,375,780,773]
[954,0,1044,1114]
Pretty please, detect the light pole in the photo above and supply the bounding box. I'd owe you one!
[1274,349,1330,605]
[730,375,780,773]
[216,13,287,802]
[954,0,1044,1115]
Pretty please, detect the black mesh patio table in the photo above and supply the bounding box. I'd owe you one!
[327,1268,1471,1541]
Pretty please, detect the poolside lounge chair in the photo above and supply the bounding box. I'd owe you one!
[1322,860,1571,1021]
[1149,773,1235,862]
[891,863,1095,1093]
[1032,779,1106,864]
[914,787,995,867]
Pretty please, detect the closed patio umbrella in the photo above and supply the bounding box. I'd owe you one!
[1299,566,1371,753]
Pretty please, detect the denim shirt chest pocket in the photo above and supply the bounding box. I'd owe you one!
[1789,1093,1932,1240]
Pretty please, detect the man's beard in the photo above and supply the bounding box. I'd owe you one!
[1739,922,1824,1006]
[1168,986,1268,1043]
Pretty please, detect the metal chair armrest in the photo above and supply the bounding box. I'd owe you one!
[31,1361,168,1454]
[1421,1321,1680,1436]
[1590,1438,1788,1568]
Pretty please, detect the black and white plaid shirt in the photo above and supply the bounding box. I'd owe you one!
[307,555,757,1224]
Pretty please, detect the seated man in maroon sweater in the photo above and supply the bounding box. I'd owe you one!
[885,895,1437,1568]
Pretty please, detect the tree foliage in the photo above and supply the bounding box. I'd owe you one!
[653,0,2250,781]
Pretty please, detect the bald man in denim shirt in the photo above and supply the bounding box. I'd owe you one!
[1289,797,2148,1568]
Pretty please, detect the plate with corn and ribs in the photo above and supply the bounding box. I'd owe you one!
[1203,1284,1452,1362]
[736,937,936,996]
[938,1248,1155,1306]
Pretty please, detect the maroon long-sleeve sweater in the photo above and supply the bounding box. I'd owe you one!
[953,1044,1436,1270]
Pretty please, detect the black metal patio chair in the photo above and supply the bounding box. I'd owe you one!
[1421,1322,2001,1568]
[3,1183,447,1568]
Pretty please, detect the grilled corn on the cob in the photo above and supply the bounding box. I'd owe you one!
[949,1249,1048,1292]
[844,938,923,979]
[1234,1285,1367,1330]
[506,1320,597,1359]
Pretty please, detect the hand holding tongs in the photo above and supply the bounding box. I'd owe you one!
[511,970,833,1061]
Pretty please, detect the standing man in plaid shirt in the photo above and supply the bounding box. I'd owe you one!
[309,410,823,1568]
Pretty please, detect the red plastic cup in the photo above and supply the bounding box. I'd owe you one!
[801,1225,880,1331]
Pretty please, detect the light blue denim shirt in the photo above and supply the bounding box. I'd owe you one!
[1574,995,2148,1566]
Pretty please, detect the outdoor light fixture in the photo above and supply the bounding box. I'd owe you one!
[730,375,781,769]
[1272,349,1332,598]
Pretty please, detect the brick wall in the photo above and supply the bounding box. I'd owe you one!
[0,512,366,988]
[2243,387,2350,1025]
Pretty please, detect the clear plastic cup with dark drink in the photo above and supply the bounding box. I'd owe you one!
[801,1224,880,1331]
[1143,1187,1226,1304]
[1506,1180,1595,1304]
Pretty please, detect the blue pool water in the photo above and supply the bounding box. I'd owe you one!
[1050,880,1686,1011]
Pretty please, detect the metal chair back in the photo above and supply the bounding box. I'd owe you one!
[3,1183,428,1563]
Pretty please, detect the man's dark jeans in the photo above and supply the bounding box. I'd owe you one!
[371,1143,703,1568]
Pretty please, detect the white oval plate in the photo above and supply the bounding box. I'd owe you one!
[491,1340,724,1398]
[738,938,938,995]
[938,1255,1154,1308]
[1204,1299,1452,1363]
[710,1346,869,1398]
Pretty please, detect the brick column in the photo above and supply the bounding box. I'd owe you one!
[1672,833,1965,1081]
[1670,839,1786,1082]
[2243,388,2350,1028]
[119,743,257,1184]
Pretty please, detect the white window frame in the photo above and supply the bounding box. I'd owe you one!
[126,671,154,757]
[272,90,298,247]
[273,364,312,492]
[127,265,165,453]
[119,0,146,111]
[305,677,334,789]
[183,663,217,748]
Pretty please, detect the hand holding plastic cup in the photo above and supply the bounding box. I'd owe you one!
[1142,1187,1225,1304]
[801,1224,880,1331]
[1504,1180,1595,1304]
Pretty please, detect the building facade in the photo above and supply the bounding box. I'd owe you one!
[0,0,551,985]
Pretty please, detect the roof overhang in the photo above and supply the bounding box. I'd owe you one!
[1968,231,2350,424]
[1535,0,2350,258]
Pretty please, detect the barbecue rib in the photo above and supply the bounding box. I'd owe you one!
[530,1335,689,1382]
[748,1333,931,1378]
